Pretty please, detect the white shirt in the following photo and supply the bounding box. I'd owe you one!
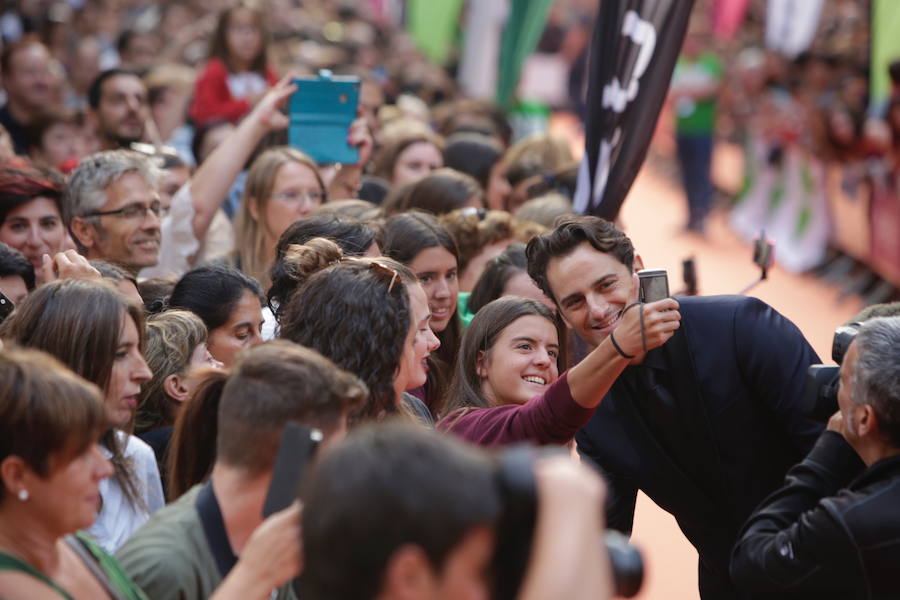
[86,432,165,554]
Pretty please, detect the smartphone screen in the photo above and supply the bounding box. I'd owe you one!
[288,72,360,165]
[637,269,669,303]
[262,422,321,518]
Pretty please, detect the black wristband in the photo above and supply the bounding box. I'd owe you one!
[609,330,635,359]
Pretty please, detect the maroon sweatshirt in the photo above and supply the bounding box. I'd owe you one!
[436,373,595,446]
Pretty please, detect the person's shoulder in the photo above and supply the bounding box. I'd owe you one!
[116,487,204,558]
[119,434,158,465]
[677,294,765,316]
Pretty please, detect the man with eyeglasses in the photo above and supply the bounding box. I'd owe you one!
[64,150,162,275]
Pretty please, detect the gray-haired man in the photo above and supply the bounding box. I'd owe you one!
[65,150,162,275]
[732,316,900,599]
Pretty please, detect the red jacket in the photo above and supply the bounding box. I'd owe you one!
[189,58,278,125]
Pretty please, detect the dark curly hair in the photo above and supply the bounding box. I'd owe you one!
[278,238,415,423]
[525,215,634,303]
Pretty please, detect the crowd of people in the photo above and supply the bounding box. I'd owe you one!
[0,1,899,599]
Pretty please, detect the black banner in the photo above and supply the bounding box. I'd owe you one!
[574,0,695,220]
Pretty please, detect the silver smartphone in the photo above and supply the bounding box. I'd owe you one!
[637,269,669,303]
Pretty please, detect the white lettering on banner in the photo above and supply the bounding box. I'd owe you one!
[590,10,658,209]
[601,11,657,113]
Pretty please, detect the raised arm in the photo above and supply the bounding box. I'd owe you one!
[188,76,296,243]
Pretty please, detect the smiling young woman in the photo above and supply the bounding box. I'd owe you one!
[437,292,680,447]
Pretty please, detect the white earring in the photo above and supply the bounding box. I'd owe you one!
[17,489,29,501]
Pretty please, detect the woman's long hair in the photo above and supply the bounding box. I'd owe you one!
[207,1,270,74]
[278,238,415,423]
[379,211,462,414]
[442,296,566,417]
[0,279,146,508]
[233,147,325,287]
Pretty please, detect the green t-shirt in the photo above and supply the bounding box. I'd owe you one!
[116,485,296,600]
[673,52,723,135]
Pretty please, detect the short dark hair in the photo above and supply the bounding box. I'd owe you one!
[0,243,35,290]
[87,68,142,110]
[889,60,900,86]
[25,111,81,153]
[401,168,484,216]
[443,133,503,191]
[168,264,262,332]
[300,423,501,600]
[216,341,367,472]
[468,243,527,315]
[525,215,634,302]
[0,347,107,502]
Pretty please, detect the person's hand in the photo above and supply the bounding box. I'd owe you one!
[348,112,373,168]
[611,273,680,358]
[41,251,102,284]
[534,454,606,510]
[239,501,303,586]
[827,410,846,436]
[248,75,298,132]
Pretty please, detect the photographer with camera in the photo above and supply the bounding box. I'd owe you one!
[731,316,900,599]
[299,423,613,600]
[525,216,823,598]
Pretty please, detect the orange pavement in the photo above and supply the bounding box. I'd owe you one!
[613,159,862,600]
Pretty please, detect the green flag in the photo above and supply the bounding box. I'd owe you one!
[871,0,900,106]
[406,0,465,65]
[496,0,553,109]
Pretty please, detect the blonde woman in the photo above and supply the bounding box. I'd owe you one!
[232,146,326,287]
[137,310,221,484]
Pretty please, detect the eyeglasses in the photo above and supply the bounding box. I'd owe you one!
[269,189,325,204]
[85,200,163,221]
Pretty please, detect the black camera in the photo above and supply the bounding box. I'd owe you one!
[801,323,860,422]
[492,446,644,600]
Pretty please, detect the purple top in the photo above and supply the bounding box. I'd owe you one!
[436,373,595,446]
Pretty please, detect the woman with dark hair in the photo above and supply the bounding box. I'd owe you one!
[380,212,461,414]
[443,133,511,211]
[0,164,69,284]
[188,1,277,126]
[0,347,148,599]
[465,243,553,322]
[371,130,444,187]
[438,294,679,446]
[387,168,484,216]
[168,264,264,368]
[266,215,378,321]
[0,279,163,552]
[278,238,438,425]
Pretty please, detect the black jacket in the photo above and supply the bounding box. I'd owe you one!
[576,296,823,599]
[731,431,900,599]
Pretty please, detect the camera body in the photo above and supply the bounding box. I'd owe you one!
[492,446,644,600]
[801,323,860,422]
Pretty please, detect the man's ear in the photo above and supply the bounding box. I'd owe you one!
[632,254,645,272]
[380,544,434,600]
[162,373,191,403]
[69,217,96,251]
[856,404,878,439]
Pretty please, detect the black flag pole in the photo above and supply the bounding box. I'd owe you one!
[574,0,695,221]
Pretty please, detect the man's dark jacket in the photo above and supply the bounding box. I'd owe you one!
[731,431,900,599]
[576,295,823,599]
